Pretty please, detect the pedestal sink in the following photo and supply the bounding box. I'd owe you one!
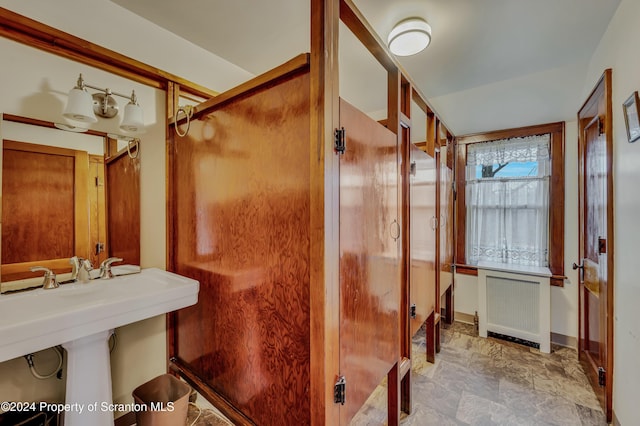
[0,268,199,426]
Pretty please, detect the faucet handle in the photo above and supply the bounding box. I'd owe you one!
[30,266,59,290]
[99,257,123,279]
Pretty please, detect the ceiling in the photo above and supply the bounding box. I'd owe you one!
[110,0,620,134]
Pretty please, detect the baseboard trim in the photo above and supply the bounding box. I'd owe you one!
[613,409,621,426]
[454,312,577,349]
[550,332,577,349]
[454,311,475,324]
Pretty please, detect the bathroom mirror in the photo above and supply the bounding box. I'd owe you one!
[0,114,140,292]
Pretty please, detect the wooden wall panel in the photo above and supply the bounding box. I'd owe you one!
[106,151,140,266]
[171,72,311,426]
[409,144,436,336]
[339,98,400,423]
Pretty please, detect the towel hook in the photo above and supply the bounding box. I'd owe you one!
[126,138,140,159]
[174,105,194,137]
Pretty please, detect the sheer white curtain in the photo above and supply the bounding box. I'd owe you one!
[466,135,550,267]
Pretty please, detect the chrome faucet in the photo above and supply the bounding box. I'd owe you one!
[65,256,94,284]
[30,266,59,290]
[99,257,123,280]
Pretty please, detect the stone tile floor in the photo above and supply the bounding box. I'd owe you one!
[186,403,232,425]
[351,321,607,426]
[186,321,606,425]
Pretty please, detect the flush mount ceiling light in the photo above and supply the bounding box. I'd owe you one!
[388,17,432,56]
[63,73,146,134]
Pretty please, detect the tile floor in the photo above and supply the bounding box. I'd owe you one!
[186,403,232,426]
[187,321,606,425]
[352,321,608,426]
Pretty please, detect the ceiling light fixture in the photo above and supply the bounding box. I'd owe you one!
[63,74,146,134]
[388,17,432,57]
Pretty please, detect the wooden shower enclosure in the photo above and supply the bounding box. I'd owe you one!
[166,1,454,424]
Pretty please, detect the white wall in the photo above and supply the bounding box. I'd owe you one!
[0,0,253,94]
[453,120,580,340]
[582,0,640,422]
[0,35,169,415]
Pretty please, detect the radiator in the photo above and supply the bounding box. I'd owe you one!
[477,263,551,353]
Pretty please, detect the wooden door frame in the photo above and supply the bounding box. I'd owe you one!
[577,68,614,421]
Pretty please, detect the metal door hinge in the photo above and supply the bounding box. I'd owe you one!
[410,161,417,176]
[598,367,606,387]
[334,127,346,155]
[598,237,607,254]
[95,242,104,255]
[598,117,604,135]
[95,176,104,186]
[410,303,417,319]
[334,376,346,405]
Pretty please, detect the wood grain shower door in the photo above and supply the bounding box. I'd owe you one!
[105,150,140,266]
[339,98,401,423]
[409,144,436,336]
[171,71,311,426]
[439,138,455,323]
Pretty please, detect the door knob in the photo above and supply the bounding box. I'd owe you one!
[572,262,584,270]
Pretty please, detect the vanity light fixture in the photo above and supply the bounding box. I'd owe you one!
[63,73,146,134]
[388,17,432,56]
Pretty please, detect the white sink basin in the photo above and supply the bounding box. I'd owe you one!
[0,267,198,363]
[0,267,199,426]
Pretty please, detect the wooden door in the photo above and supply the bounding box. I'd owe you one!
[1,141,90,283]
[409,144,436,337]
[577,69,614,421]
[339,98,400,424]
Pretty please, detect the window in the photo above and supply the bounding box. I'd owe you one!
[465,135,550,267]
[455,122,565,286]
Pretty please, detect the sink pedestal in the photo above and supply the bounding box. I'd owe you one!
[0,268,199,425]
[62,330,114,426]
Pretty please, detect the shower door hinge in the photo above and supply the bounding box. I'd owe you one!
[598,367,606,387]
[334,127,346,155]
[334,375,346,405]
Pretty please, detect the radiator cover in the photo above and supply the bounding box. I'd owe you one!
[477,264,551,353]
